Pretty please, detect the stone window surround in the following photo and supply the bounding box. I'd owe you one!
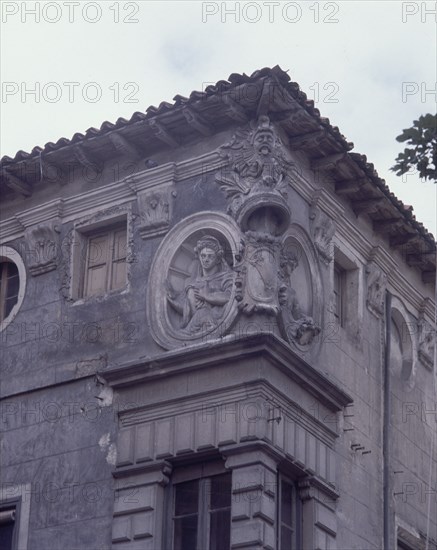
[68,205,133,304]
[0,483,31,550]
[0,246,26,334]
[163,459,231,549]
[332,244,362,335]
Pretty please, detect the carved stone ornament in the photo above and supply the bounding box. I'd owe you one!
[418,317,435,370]
[215,115,293,227]
[137,185,176,239]
[148,119,321,352]
[25,222,60,276]
[147,212,241,349]
[309,204,335,265]
[366,261,387,318]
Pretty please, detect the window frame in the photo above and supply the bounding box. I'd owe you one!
[0,247,26,333]
[0,499,20,550]
[0,484,31,550]
[166,461,231,550]
[70,213,130,302]
[333,264,345,327]
[332,246,360,332]
[81,223,128,298]
[276,473,301,550]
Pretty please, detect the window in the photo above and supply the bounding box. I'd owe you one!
[171,471,231,550]
[0,262,19,322]
[333,264,345,326]
[277,475,300,550]
[332,247,360,331]
[82,225,127,298]
[0,247,25,332]
[0,505,17,550]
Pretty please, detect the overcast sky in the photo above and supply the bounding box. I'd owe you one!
[1,1,436,234]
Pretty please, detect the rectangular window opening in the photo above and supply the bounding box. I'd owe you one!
[172,471,231,550]
[81,223,127,298]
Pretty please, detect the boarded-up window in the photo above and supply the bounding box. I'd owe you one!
[83,226,127,298]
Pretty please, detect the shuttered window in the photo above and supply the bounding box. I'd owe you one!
[83,226,127,297]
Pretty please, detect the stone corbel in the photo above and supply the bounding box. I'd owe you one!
[25,221,61,276]
[137,184,176,239]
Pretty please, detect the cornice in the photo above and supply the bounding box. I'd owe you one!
[101,333,353,413]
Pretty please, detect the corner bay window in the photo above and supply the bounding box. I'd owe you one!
[0,261,19,322]
[82,225,127,298]
[172,471,231,550]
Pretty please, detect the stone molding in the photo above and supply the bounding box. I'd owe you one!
[102,333,353,412]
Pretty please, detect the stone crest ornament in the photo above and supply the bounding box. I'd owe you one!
[25,222,60,276]
[215,115,294,226]
[366,262,386,318]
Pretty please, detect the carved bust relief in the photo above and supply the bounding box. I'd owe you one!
[147,212,241,349]
[166,235,234,335]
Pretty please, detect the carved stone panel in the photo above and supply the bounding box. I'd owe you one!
[309,205,335,265]
[147,212,241,349]
[366,261,387,318]
[137,185,176,239]
[278,226,322,352]
[25,221,60,276]
[418,317,435,370]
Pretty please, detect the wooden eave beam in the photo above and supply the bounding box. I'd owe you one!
[183,107,212,136]
[149,119,179,148]
[289,130,326,150]
[256,78,272,117]
[311,153,348,171]
[1,170,32,197]
[422,270,436,284]
[351,197,382,215]
[220,94,249,122]
[335,178,367,195]
[74,145,100,171]
[406,251,436,266]
[108,132,142,159]
[390,232,419,248]
[372,217,404,233]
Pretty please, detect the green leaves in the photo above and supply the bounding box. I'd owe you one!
[391,114,437,182]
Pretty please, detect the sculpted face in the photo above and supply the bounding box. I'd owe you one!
[199,247,218,272]
[254,130,274,155]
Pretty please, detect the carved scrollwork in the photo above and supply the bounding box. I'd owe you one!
[137,186,176,239]
[278,245,320,347]
[366,262,387,318]
[25,222,60,276]
[215,115,294,223]
[309,205,335,265]
[418,316,435,370]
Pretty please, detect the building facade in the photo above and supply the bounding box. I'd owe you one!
[0,66,436,550]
